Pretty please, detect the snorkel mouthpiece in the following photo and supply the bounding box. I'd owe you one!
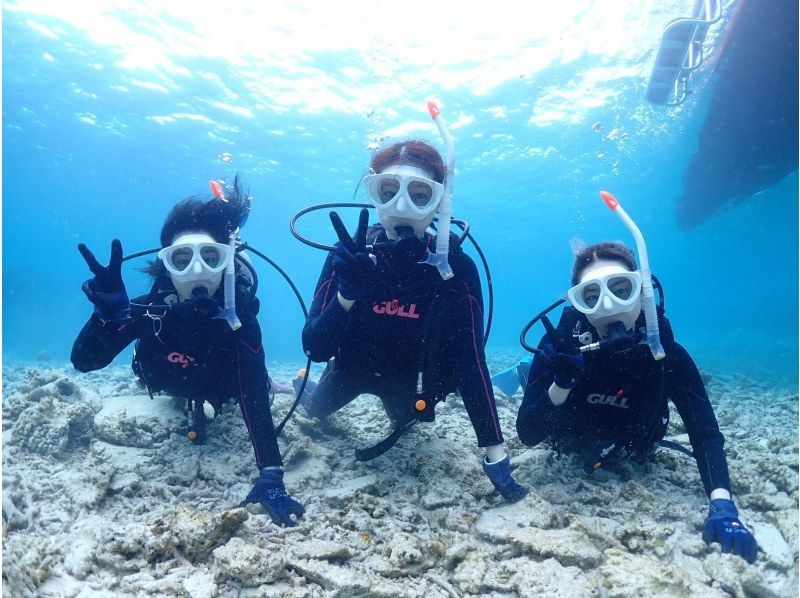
[599,191,665,360]
[421,100,455,280]
[210,180,242,330]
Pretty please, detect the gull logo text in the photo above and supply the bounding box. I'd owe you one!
[167,352,196,369]
[373,300,420,319]
[587,393,629,409]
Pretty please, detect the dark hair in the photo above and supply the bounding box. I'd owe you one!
[571,242,637,285]
[160,174,250,246]
[144,174,250,280]
[370,140,445,183]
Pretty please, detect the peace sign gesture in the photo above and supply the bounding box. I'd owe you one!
[329,208,369,255]
[328,208,374,302]
[77,239,131,321]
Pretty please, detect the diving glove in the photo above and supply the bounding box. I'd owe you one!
[329,209,375,301]
[702,498,758,563]
[78,239,131,322]
[482,454,528,503]
[332,242,375,301]
[541,343,584,389]
[240,468,305,527]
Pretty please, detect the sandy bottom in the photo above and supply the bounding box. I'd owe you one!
[2,356,797,597]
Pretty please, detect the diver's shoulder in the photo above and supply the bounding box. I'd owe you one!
[449,248,477,276]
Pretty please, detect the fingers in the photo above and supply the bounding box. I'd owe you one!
[109,239,124,286]
[720,527,733,553]
[745,538,759,564]
[289,499,305,518]
[729,532,743,558]
[267,506,297,528]
[81,280,95,302]
[110,239,123,269]
[702,524,714,544]
[77,243,103,275]
[332,243,357,267]
[354,208,369,250]
[329,211,352,247]
[354,253,375,271]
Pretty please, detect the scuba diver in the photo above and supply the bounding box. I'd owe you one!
[297,103,526,503]
[70,176,305,527]
[510,191,758,563]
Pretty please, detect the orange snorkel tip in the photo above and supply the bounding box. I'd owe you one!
[210,180,226,202]
[426,99,440,119]
[599,190,619,210]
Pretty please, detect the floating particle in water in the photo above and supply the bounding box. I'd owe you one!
[218,152,233,164]
[592,121,604,132]
[612,161,620,173]
[597,152,606,159]
[605,128,629,142]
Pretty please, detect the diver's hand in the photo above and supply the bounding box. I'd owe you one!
[540,343,584,389]
[330,208,368,255]
[329,209,375,301]
[482,454,528,503]
[78,239,131,322]
[240,468,305,527]
[702,499,758,563]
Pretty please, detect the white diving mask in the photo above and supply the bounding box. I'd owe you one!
[568,263,643,336]
[158,233,231,301]
[365,165,444,218]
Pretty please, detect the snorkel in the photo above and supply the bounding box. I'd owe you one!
[421,100,455,280]
[599,191,666,360]
[210,179,247,331]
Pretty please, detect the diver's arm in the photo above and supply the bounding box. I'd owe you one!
[516,349,562,446]
[516,308,581,445]
[666,341,732,496]
[234,315,282,468]
[302,253,349,362]
[70,312,141,372]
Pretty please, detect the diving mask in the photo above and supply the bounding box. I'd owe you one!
[158,233,231,301]
[158,240,230,275]
[568,264,642,336]
[365,166,444,218]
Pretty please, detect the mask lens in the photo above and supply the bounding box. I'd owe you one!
[200,245,221,268]
[608,276,633,300]
[373,177,400,204]
[407,180,434,207]
[169,247,193,272]
[581,282,601,309]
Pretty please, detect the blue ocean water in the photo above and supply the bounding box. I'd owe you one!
[3,1,797,388]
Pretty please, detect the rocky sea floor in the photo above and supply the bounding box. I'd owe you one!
[2,355,798,597]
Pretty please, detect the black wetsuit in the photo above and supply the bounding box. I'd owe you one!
[71,276,282,469]
[302,228,504,447]
[516,306,731,495]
